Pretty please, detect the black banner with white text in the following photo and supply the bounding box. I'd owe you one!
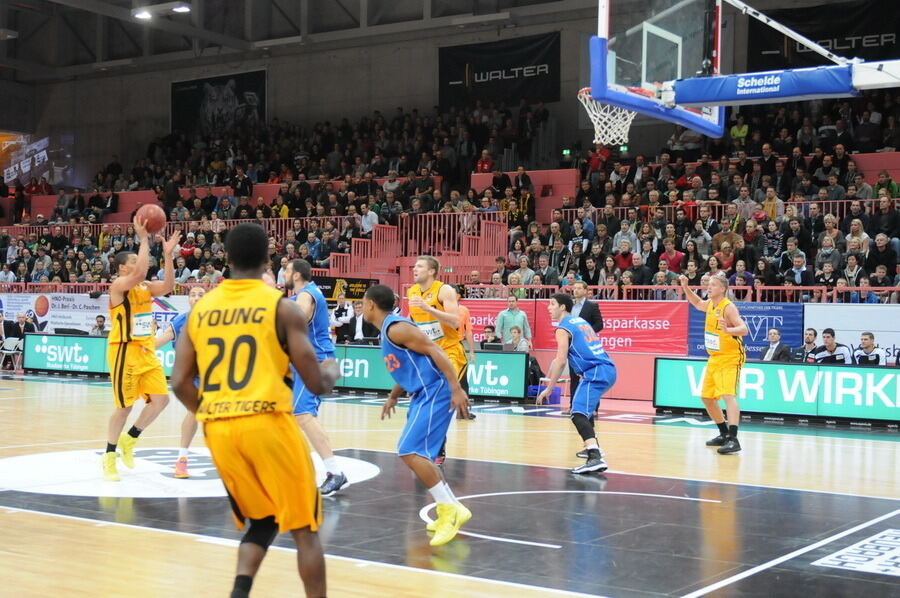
[747,0,899,71]
[439,32,560,108]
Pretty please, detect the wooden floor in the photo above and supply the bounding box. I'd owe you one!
[2,375,899,597]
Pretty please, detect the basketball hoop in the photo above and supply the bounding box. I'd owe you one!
[578,87,637,146]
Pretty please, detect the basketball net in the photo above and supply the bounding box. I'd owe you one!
[578,87,637,146]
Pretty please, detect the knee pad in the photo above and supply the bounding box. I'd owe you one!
[241,516,279,550]
[571,412,596,442]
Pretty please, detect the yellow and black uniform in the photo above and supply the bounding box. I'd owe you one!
[407,280,467,378]
[108,283,167,408]
[702,296,746,399]
[188,278,321,533]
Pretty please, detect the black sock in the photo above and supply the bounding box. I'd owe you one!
[231,575,253,598]
[587,447,601,459]
[716,421,728,436]
[127,425,142,439]
[106,443,117,454]
[728,425,738,439]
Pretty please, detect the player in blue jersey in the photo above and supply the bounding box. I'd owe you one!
[283,259,347,497]
[154,285,206,478]
[362,284,471,546]
[537,293,617,474]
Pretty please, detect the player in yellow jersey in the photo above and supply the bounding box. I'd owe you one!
[171,223,339,598]
[103,215,181,482]
[679,273,748,455]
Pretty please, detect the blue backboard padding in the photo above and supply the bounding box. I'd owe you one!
[673,65,857,106]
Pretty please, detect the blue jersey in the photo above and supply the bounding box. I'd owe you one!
[297,281,335,360]
[558,314,614,376]
[169,312,188,343]
[381,314,447,397]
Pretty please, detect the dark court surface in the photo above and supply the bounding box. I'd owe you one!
[2,448,899,597]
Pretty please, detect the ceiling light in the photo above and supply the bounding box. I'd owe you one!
[133,10,152,19]
[172,4,191,13]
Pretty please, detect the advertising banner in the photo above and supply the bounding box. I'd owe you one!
[335,345,528,399]
[747,0,900,71]
[804,304,900,365]
[24,334,176,376]
[171,70,266,137]
[673,66,854,106]
[439,32,560,108]
[316,277,379,302]
[688,302,804,359]
[654,358,900,422]
[1,133,75,186]
[532,300,689,354]
[0,293,188,335]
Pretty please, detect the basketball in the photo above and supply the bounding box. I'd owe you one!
[33,295,49,317]
[136,203,167,235]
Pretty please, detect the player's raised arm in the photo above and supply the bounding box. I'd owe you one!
[277,297,339,396]
[387,320,468,418]
[149,230,182,297]
[679,274,708,311]
[109,216,151,302]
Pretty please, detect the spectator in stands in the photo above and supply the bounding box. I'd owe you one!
[729,260,753,287]
[874,170,899,198]
[785,255,813,287]
[475,150,494,174]
[842,253,865,287]
[815,262,838,289]
[535,254,560,286]
[809,328,853,364]
[869,196,900,255]
[868,264,898,303]
[850,277,881,304]
[866,234,898,275]
[626,253,653,286]
[845,218,871,254]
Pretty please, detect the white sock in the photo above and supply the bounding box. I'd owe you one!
[178,448,189,459]
[443,482,460,504]
[323,457,342,475]
[428,482,454,504]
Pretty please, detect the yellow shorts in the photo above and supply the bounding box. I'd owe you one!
[107,342,167,408]
[701,358,743,400]
[203,411,322,534]
[442,342,468,379]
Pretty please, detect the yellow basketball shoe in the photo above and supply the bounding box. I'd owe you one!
[118,433,137,468]
[429,503,472,547]
[427,502,471,531]
[102,452,120,482]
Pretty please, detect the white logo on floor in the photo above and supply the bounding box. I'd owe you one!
[811,528,900,577]
[0,447,380,499]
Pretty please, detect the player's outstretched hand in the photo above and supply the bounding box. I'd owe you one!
[450,387,469,418]
[133,215,148,239]
[162,230,182,256]
[381,395,398,420]
[678,275,689,288]
[535,387,550,405]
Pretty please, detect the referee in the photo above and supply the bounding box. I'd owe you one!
[853,332,888,366]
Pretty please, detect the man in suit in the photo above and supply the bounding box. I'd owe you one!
[536,254,560,286]
[759,328,791,362]
[347,301,379,344]
[8,313,36,339]
[1,311,17,340]
[568,281,605,424]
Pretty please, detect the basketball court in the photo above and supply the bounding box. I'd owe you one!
[2,375,899,597]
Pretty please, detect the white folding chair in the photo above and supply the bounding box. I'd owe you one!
[0,337,21,370]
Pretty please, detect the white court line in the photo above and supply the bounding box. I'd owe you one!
[680,508,900,598]
[0,434,180,451]
[347,448,900,502]
[1,506,603,598]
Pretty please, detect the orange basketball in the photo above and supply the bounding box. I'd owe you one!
[34,295,50,317]
[136,203,167,235]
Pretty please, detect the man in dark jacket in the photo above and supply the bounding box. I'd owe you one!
[759,328,792,362]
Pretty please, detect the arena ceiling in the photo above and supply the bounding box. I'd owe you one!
[0,0,598,81]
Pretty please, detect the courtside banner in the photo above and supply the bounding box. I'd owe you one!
[688,303,803,358]
[532,300,689,354]
[654,358,900,422]
[804,304,900,366]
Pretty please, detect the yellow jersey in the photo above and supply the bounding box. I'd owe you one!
[188,279,294,421]
[407,280,461,351]
[109,283,155,350]
[704,297,745,362]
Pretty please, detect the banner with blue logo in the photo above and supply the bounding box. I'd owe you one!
[673,65,855,107]
[688,303,804,359]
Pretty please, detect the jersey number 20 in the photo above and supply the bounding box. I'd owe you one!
[202,335,257,392]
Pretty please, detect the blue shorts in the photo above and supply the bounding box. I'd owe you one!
[291,353,335,416]
[397,382,453,461]
[571,364,617,417]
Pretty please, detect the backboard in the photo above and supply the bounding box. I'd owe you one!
[589,0,726,138]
